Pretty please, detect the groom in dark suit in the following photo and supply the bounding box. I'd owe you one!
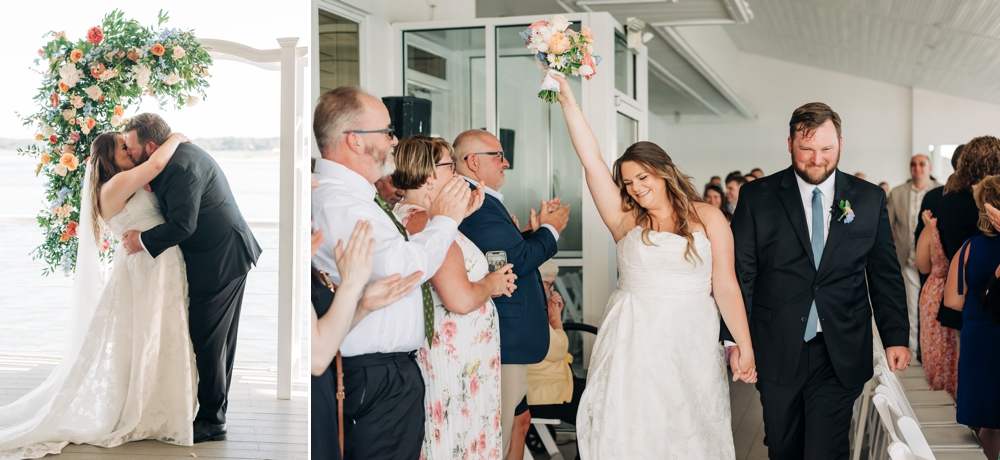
[120,113,263,443]
[723,103,910,459]
[453,129,569,458]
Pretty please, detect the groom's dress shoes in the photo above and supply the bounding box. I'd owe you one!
[193,421,227,443]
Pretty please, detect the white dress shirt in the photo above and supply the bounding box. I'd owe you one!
[462,176,560,241]
[794,171,836,333]
[727,171,837,348]
[312,158,458,356]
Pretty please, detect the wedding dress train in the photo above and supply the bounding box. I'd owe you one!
[0,188,198,459]
[576,227,735,459]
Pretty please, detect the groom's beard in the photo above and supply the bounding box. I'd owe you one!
[792,149,840,185]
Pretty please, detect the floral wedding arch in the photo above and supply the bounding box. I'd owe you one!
[18,10,212,275]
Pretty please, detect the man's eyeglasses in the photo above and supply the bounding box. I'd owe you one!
[343,125,395,139]
[435,161,456,172]
[464,151,505,162]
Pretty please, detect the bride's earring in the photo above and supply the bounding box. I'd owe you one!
[427,182,434,191]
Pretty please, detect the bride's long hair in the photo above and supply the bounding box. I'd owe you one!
[612,141,704,263]
[87,132,124,242]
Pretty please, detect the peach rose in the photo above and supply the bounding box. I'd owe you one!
[113,106,124,117]
[60,152,79,170]
[86,117,97,129]
[40,153,51,163]
[151,43,165,57]
[60,232,70,243]
[172,46,186,59]
[581,26,595,44]
[70,49,83,63]
[548,32,572,55]
[70,95,84,109]
[58,81,69,92]
[528,20,548,31]
[35,134,44,141]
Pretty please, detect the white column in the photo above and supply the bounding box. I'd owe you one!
[277,37,300,400]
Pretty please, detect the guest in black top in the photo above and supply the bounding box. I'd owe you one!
[936,139,1000,260]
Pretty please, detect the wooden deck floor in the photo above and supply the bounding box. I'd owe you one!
[0,355,308,459]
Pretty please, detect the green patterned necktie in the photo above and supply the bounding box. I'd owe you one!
[374,194,435,347]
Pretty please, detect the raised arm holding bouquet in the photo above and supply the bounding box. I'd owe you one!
[519,14,601,103]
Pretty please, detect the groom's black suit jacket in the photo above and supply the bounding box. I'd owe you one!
[141,143,262,295]
[722,168,908,389]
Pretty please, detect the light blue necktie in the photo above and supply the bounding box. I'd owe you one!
[804,187,823,341]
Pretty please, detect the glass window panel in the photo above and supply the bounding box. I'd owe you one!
[549,266,588,377]
[617,112,638,157]
[407,45,446,79]
[496,24,583,255]
[403,28,486,142]
[614,34,636,99]
[317,11,359,92]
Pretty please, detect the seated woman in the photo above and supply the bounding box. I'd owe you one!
[509,261,586,459]
[944,174,1000,460]
[390,135,517,459]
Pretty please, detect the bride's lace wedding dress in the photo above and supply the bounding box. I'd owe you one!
[576,227,735,459]
[0,188,198,459]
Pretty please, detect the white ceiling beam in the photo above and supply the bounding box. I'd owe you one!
[654,26,757,119]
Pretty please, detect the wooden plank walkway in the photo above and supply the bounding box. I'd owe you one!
[0,355,307,459]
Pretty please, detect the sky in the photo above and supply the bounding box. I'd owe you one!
[1,1,310,140]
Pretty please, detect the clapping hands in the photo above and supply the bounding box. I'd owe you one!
[426,176,483,225]
[334,221,422,313]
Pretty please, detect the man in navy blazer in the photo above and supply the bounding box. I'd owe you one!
[453,129,569,457]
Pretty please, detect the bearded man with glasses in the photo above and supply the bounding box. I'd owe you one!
[311,87,482,460]
[452,128,571,458]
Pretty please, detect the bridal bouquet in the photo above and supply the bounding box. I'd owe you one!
[519,15,601,103]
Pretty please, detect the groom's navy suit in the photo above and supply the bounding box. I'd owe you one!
[458,181,557,364]
[142,142,262,426]
[722,168,908,459]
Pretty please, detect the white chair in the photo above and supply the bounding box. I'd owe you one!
[888,441,918,460]
[523,417,563,460]
[873,389,982,457]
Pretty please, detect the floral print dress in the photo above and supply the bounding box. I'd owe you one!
[919,225,959,398]
[395,204,503,460]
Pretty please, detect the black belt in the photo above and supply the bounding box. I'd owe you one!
[341,351,417,367]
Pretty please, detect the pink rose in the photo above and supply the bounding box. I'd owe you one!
[69,133,80,143]
[527,20,548,31]
[440,319,458,342]
[431,400,445,425]
[581,26,595,43]
[469,374,480,397]
[86,26,103,45]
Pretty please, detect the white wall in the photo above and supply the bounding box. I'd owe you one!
[650,52,915,189]
[912,87,1000,174]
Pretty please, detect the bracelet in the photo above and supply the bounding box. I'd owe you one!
[561,102,578,109]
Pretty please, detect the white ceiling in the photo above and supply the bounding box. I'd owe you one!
[724,0,1000,105]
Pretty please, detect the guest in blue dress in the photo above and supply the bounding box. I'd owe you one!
[944,172,1000,460]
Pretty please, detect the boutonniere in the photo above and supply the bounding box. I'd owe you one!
[836,200,855,223]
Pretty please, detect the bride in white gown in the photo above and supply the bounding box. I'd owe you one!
[0,132,198,459]
[550,74,758,459]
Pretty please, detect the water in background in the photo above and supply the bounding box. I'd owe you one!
[0,149,306,368]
